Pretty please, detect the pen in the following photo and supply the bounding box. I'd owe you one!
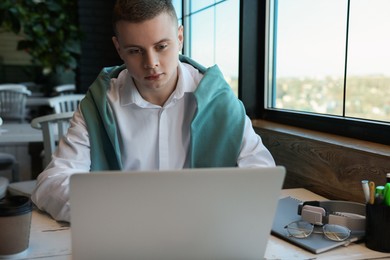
[375,185,385,205]
[384,183,390,206]
[369,181,375,204]
[361,180,370,204]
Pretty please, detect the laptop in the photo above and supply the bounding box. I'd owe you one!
[69,167,285,260]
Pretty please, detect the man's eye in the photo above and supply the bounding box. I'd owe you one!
[128,48,142,55]
[157,44,168,51]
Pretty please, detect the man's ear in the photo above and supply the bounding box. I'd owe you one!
[178,25,184,52]
[112,36,123,59]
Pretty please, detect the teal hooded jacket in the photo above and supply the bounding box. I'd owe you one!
[80,56,246,171]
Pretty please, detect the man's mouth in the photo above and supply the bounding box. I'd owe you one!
[145,73,162,81]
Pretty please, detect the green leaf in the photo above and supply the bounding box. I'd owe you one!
[67,56,78,69]
[3,0,82,73]
[46,2,61,12]
[65,40,81,54]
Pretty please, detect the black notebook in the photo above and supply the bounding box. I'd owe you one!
[271,196,364,254]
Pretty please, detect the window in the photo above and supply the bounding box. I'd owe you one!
[172,0,182,24]
[269,0,348,116]
[175,0,389,144]
[172,0,240,95]
[257,0,390,144]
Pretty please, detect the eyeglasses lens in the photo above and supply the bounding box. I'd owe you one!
[285,221,351,242]
[285,221,313,238]
[323,224,351,241]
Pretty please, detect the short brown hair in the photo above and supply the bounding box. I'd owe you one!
[112,0,178,34]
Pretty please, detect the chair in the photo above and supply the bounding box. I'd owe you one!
[0,85,32,123]
[7,112,74,197]
[53,84,76,95]
[0,176,9,199]
[0,83,28,91]
[0,112,21,183]
[47,94,84,113]
[31,112,74,167]
[0,152,19,182]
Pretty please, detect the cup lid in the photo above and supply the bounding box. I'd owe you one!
[0,196,32,216]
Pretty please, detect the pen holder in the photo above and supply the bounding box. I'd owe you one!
[365,203,390,252]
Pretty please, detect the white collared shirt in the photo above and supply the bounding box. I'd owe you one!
[108,62,199,170]
[31,61,275,222]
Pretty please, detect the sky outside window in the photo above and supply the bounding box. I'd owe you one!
[272,0,390,122]
[173,0,239,95]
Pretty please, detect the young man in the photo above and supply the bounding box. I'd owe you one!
[31,0,275,222]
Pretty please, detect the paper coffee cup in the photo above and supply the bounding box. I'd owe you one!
[0,196,32,257]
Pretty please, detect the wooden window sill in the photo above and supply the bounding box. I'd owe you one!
[251,119,390,202]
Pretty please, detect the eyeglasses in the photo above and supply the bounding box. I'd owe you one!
[284,220,351,242]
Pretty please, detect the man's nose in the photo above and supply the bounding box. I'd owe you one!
[143,52,159,69]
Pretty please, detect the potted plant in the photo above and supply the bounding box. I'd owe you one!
[0,0,82,95]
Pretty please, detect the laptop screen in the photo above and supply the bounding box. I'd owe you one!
[70,167,285,259]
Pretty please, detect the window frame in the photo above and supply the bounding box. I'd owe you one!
[239,0,390,145]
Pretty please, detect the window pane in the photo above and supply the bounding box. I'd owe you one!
[189,0,239,95]
[346,0,390,122]
[271,0,348,115]
[215,0,239,94]
[172,0,182,24]
[190,8,215,66]
[191,1,217,13]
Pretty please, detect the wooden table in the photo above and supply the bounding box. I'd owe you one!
[0,123,42,144]
[0,123,43,180]
[11,188,389,259]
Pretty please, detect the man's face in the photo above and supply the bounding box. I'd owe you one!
[113,13,183,103]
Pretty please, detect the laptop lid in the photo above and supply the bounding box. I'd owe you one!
[69,167,285,260]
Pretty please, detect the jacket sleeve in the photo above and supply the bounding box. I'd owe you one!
[237,116,276,167]
[31,108,91,222]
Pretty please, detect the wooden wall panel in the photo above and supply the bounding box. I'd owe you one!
[254,121,390,203]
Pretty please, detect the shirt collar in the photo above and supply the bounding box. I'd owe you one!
[118,61,198,108]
